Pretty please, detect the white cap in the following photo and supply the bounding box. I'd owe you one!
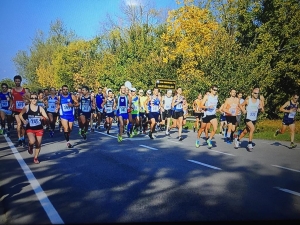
[167,90,172,94]
[139,89,144,93]
[147,90,151,94]
[131,87,136,92]
[106,88,112,95]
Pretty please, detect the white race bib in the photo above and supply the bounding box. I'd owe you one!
[82,103,90,112]
[119,106,127,114]
[288,111,296,119]
[230,107,236,116]
[28,117,41,127]
[16,101,25,109]
[247,110,258,121]
[62,103,72,111]
[151,105,159,112]
[106,107,112,113]
[1,100,8,107]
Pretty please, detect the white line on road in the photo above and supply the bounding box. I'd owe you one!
[271,165,300,173]
[187,159,222,170]
[274,187,300,197]
[4,136,64,224]
[139,145,158,150]
[209,150,235,156]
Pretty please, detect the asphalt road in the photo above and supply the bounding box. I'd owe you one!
[0,122,300,223]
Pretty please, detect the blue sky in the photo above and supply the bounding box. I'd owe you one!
[0,0,180,81]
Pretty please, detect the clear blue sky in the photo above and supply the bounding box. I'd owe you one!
[0,0,180,81]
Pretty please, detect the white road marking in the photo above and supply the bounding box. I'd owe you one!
[272,165,300,173]
[139,145,158,150]
[274,187,300,197]
[4,136,64,224]
[187,159,222,170]
[209,150,235,156]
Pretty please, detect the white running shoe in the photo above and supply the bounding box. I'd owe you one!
[247,143,253,151]
[234,138,239,149]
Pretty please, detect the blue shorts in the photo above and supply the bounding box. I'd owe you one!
[118,113,129,120]
[60,115,75,122]
[282,118,295,126]
[106,112,114,118]
[0,109,12,115]
[79,111,91,120]
[131,114,139,119]
[149,112,160,122]
[220,115,226,121]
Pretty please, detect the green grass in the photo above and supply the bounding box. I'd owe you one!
[182,120,300,143]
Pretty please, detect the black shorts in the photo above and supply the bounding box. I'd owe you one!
[79,111,91,120]
[226,116,237,124]
[162,109,173,120]
[282,118,295,126]
[202,115,217,123]
[244,119,256,125]
[149,112,160,122]
[172,111,183,119]
[194,112,204,120]
[47,111,58,117]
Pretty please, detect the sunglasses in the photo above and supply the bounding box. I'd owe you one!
[62,89,68,91]
[253,92,259,94]
[213,89,218,91]
[30,97,38,100]
[2,86,7,88]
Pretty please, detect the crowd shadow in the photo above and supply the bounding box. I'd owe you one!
[1,127,300,223]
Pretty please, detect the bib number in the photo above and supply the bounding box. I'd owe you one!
[288,111,296,119]
[119,106,127,114]
[16,101,25,109]
[151,105,159,112]
[1,100,8,107]
[62,103,72,111]
[28,117,41,127]
[106,107,112,113]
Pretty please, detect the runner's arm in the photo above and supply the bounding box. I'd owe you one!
[279,101,291,113]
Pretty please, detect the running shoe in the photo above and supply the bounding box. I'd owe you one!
[127,131,130,138]
[207,139,212,148]
[79,129,82,136]
[195,140,200,148]
[107,130,109,134]
[133,129,138,136]
[16,139,22,147]
[193,126,196,132]
[178,136,183,141]
[0,129,3,135]
[274,129,280,137]
[234,138,240,149]
[91,128,95,132]
[49,130,54,138]
[117,135,122,142]
[28,144,33,155]
[5,130,10,137]
[82,131,87,140]
[149,131,154,139]
[247,143,253,151]
[67,142,73,148]
[226,138,232,144]
[289,143,297,149]
[165,131,170,135]
[22,139,27,148]
[33,158,40,164]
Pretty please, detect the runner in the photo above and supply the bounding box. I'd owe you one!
[138,89,148,134]
[19,92,49,164]
[218,103,227,136]
[234,87,264,151]
[45,87,59,137]
[116,85,131,142]
[182,97,189,127]
[0,83,12,137]
[95,87,105,129]
[37,90,47,130]
[171,87,185,141]
[57,85,79,148]
[223,89,239,143]
[146,87,162,139]
[129,87,140,137]
[10,75,27,147]
[274,93,299,149]
[161,90,173,135]
[192,93,204,132]
[236,91,245,135]
[195,85,219,148]
[77,86,95,140]
[103,89,116,134]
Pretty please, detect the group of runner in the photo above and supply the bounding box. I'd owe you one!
[0,76,299,164]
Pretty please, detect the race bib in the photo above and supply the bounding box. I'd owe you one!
[82,104,90,112]
[119,106,127,114]
[288,111,296,119]
[247,111,258,120]
[106,107,112,113]
[230,108,236,116]
[28,117,41,127]
[176,103,183,109]
[1,100,8,107]
[16,101,25,109]
[151,105,159,112]
[165,104,171,110]
[62,103,72,111]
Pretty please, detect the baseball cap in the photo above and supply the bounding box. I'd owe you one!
[146,90,151,95]
[131,87,136,92]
